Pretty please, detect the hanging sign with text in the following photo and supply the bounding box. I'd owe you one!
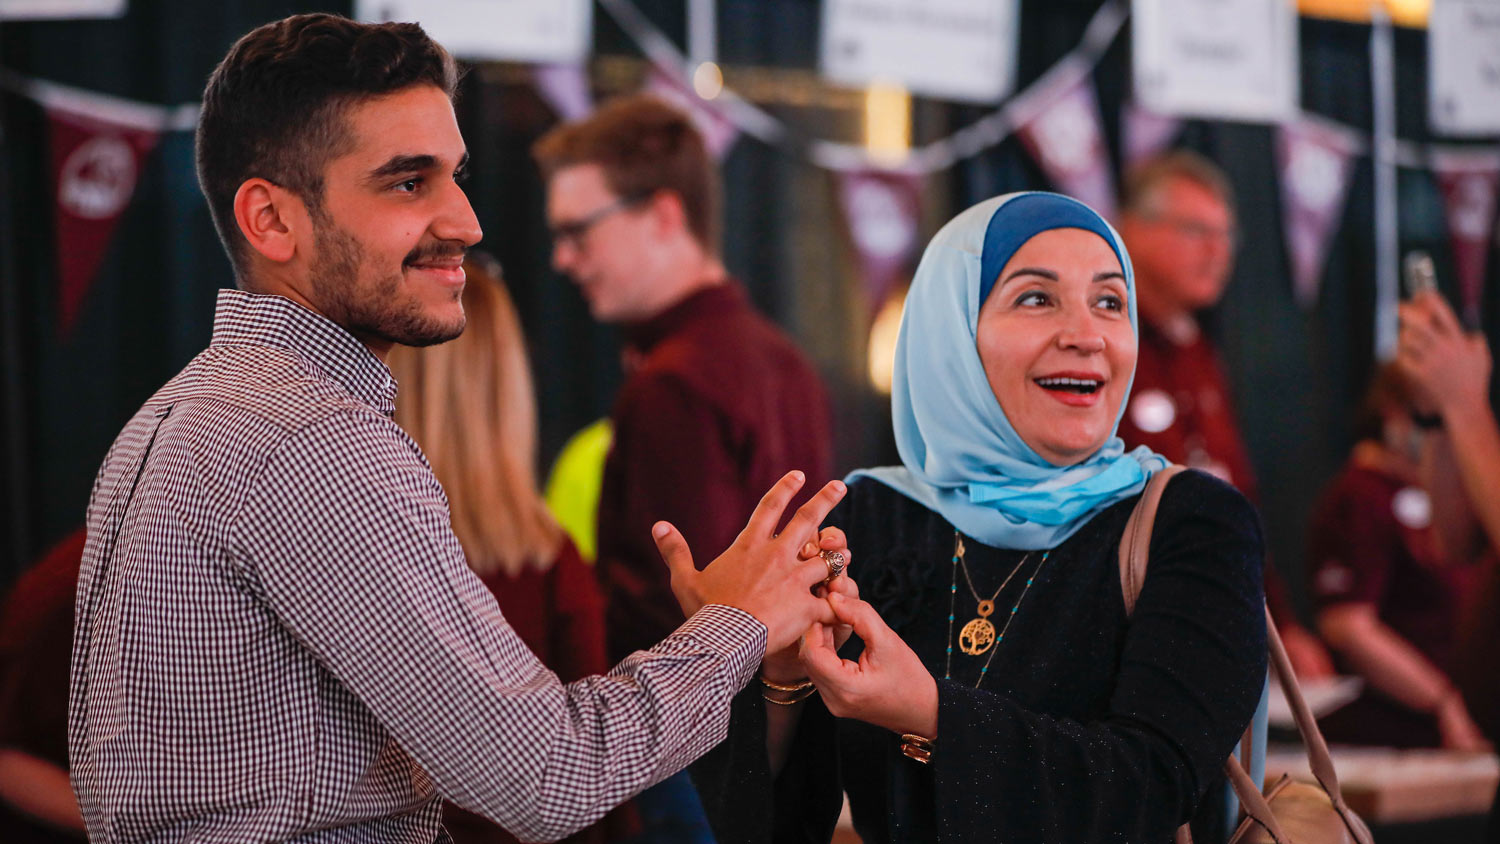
[820,0,1019,104]
[1132,0,1297,123]
[1429,0,1500,136]
[356,0,591,64]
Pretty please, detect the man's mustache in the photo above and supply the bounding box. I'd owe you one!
[403,241,468,266]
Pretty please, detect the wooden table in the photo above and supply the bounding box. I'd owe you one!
[1265,745,1499,824]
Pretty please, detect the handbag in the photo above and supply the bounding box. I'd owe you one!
[1119,466,1375,844]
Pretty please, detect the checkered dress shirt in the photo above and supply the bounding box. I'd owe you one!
[69,289,766,843]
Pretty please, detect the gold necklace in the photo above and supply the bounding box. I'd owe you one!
[943,532,1051,687]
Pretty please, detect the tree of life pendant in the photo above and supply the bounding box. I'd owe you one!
[959,599,997,655]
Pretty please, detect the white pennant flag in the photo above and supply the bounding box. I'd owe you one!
[1276,118,1358,310]
[1016,75,1115,219]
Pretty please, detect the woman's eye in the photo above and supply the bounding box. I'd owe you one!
[1016,291,1050,308]
[1096,294,1125,312]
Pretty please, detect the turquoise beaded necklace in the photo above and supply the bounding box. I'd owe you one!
[943,531,1052,688]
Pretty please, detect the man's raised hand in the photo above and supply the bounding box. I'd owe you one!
[652,471,846,653]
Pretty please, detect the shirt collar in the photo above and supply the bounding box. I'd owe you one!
[210,288,398,417]
[622,283,744,352]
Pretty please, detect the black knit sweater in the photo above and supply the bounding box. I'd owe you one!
[693,469,1267,844]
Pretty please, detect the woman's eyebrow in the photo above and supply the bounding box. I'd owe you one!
[1094,271,1126,283]
[1000,267,1058,286]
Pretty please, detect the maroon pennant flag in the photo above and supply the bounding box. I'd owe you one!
[1122,100,1184,172]
[835,168,925,317]
[1431,151,1500,327]
[644,68,739,161]
[48,106,160,337]
[1017,76,1116,220]
[1275,119,1357,310]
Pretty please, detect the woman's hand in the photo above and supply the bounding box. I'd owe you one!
[800,592,939,739]
[761,527,856,684]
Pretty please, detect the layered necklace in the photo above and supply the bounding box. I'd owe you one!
[943,531,1051,688]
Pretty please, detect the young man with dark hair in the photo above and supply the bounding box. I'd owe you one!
[71,15,844,842]
[534,95,833,842]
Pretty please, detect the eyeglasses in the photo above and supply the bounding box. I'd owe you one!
[1149,214,1238,246]
[548,192,652,250]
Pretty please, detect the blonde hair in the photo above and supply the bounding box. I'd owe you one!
[389,257,562,578]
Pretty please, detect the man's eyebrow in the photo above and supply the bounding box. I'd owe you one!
[366,154,439,182]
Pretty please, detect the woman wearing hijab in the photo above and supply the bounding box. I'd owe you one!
[692,193,1267,843]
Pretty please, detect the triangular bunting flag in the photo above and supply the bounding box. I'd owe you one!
[1431,151,1500,327]
[834,168,925,317]
[1016,75,1116,220]
[1275,118,1357,310]
[47,106,160,338]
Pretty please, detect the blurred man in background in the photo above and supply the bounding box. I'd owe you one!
[1116,151,1333,678]
[535,95,834,843]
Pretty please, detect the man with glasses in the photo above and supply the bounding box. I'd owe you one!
[1116,150,1334,679]
[533,94,832,843]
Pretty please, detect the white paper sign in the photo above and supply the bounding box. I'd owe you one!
[356,0,591,64]
[1429,0,1500,136]
[821,0,1019,104]
[0,0,125,18]
[1132,0,1297,123]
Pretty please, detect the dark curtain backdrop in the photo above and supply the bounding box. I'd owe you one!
[2,1,1496,620]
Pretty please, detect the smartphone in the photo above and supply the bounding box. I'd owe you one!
[1402,251,1437,298]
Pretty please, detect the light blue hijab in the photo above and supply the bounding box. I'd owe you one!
[849,192,1167,550]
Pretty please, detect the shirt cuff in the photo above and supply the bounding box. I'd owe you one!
[672,604,767,690]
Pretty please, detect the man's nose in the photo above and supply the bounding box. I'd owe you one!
[435,182,483,247]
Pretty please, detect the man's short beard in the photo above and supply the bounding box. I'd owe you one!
[308,211,465,348]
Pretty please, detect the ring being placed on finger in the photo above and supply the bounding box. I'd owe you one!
[820,549,846,580]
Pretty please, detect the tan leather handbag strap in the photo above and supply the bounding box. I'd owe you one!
[1255,605,1375,844]
[1118,465,1188,616]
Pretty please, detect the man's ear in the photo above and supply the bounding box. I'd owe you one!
[233,178,308,264]
[647,190,688,239]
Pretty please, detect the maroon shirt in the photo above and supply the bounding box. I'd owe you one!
[1118,318,1258,499]
[1117,318,1310,620]
[1307,462,1476,746]
[0,527,85,842]
[597,284,833,663]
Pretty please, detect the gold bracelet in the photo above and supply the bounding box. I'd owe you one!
[759,675,815,692]
[899,733,935,764]
[762,685,817,705]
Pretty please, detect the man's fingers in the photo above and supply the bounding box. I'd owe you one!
[652,521,694,578]
[742,471,807,541]
[778,480,847,548]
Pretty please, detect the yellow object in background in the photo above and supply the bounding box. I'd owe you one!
[543,419,614,564]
